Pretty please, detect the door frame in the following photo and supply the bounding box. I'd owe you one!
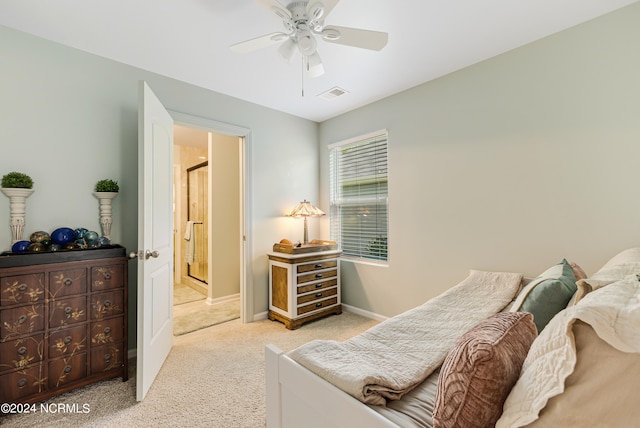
[169,110,253,323]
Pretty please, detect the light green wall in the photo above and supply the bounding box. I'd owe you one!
[319,2,640,317]
[0,26,320,348]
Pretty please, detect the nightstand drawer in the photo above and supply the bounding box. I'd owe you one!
[297,287,337,305]
[297,278,338,295]
[0,334,44,371]
[49,268,87,297]
[0,273,45,306]
[0,304,45,339]
[90,291,124,320]
[297,297,338,316]
[49,296,87,328]
[91,265,125,292]
[0,366,45,401]
[91,343,124,375]
[90,317,124,346]
[297,269,337,285]
[297,260,337,274]
[48,353,87,389]
[49,324,87,358]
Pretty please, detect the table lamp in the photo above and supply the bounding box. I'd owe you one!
[288,199,325,246]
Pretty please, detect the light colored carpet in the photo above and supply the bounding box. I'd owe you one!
[173,299,240,336]
[174,283,206,306]
[0,311,378,428]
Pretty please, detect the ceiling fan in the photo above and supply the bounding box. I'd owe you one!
[230,0,388,77]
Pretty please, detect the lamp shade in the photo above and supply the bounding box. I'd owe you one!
[288,200,325,217]
[288,200,324,245]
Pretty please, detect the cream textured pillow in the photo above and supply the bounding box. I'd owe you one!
[432,312,538,428]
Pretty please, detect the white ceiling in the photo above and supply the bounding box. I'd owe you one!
[1,0,637,122]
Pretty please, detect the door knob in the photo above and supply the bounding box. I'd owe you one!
[145,250,159,259]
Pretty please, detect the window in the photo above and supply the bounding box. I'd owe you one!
[329,130,388,262]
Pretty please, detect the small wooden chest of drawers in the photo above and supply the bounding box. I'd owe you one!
[268,250,341,329]
[0,247,128,404]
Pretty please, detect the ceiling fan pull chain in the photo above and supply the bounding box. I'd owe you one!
[301,55,305,97]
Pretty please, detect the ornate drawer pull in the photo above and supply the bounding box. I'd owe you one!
[315,283,323,288]
[104,327,111,334]
[18,283,27,291]
[64,365,72,374]
[104,353,112,362]
[17,378,27,388]
[315,273,323,278]
[315,292,323,298]
[64,278,73,286]
[64,335,72,344]
[104,272,112,280]
[64,306,72,314]
[104,300,112,308]
[315,302,323,308]
[18,346,27,355]
[18,315,27,324]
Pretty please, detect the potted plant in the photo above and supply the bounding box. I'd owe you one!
[93,179,119,240]
[1,171,35,243]
[95,179,119,193]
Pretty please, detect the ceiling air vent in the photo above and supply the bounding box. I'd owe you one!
[318,86,349,100]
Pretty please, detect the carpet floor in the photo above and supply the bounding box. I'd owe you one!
[0,311,378,428]
[174,283,206,306]
[173,299,240,336]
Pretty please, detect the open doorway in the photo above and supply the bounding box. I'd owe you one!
[172,124,242,336]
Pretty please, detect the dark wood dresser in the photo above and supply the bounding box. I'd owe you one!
[0,246,128,404]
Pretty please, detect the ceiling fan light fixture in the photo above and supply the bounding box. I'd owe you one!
[321,28,341,41]
[278,38,296,63]
[297,29,317,56]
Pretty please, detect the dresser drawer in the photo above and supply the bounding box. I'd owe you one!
[48,353,87,389]
[91,265,125,292]
[297,287,337,305]
[0,273,45,306]
[297,297,338,316]
[0,334,44,372]
[49,296,87,328]
[297,260,338,274]
[0,365,46,401]
[49,268,87,297]
[297,278,338,295]
[90,291,124,320]
[91,343,124,375]
[297,269,337,285]
[0,304,45,339]
[49,324,87,359]
[90,317,123,346]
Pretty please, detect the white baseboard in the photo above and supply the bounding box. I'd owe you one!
[205,293,240,306]
[342,304,388,322]
[253,310,268,321]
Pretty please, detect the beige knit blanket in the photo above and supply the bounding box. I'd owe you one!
[288,270,523,405]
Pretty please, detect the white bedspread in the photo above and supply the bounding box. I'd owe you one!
[288,270,523,406]
[497,274,640,428]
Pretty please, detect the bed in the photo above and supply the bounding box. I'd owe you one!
[265,248,640,428]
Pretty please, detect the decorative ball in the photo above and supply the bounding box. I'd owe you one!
[74,239,88,249]
[30,231,51,243]
[11,240,30,253]
[84,230,99,244]
[27,242,46,252]
[74,228,88,239]
[51,227,76,246]
[49,244,62,252]
[63,243,76,250]
[98,237,111,247]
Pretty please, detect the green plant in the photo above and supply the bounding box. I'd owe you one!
[95,179,119,192]
[365,236,388,260]
[1,171,34,189]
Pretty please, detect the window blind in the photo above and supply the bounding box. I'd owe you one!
[329,131,388,262]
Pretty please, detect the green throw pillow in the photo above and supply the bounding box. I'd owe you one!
[519,259,577,332]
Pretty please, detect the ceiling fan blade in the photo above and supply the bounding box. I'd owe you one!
[255,0,292,19]
[308,0,339,19]
[321,25,388,51]
[229,32,289,54]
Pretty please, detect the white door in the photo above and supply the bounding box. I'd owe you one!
[135,81,174,401]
